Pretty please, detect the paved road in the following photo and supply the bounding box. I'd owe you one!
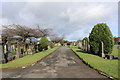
[2,46,108,79]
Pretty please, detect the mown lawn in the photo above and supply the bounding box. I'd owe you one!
[71,46,118,79]
[111,45,119,57]
[1,46,59,69]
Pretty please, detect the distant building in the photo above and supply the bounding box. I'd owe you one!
[114,37,120,44]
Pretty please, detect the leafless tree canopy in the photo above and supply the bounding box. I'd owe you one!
[2,24,50,41]
[1,24,51,54]
[49,34,64,43]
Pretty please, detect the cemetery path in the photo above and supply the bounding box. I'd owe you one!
[2,46,109,79]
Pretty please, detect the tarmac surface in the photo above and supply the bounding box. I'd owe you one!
[2,46,109,79]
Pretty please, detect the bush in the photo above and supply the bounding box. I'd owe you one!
[50,42,55,48]
[60,42,64,46]
[38,37,49,51]
[89,23,114,55]
[67,42,71,46]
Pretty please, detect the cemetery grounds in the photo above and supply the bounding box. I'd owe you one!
[71,44,119,79]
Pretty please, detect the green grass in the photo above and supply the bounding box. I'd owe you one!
[1,47,59,69]
[71,46,118,79]
[111,45,119,57]
[11,51,16,57]
[70,45,78,48]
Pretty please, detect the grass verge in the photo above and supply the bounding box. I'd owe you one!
[1,46,59,69]
[71,46,118,79]
[111,45,118,57]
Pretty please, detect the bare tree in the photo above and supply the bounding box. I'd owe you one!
[49,34,64,43]
[2,24,50,55]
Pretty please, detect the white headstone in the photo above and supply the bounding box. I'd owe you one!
[101,42,105,58]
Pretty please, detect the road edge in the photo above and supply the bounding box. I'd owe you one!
[70,47,116,80]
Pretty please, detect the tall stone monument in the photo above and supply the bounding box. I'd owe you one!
[0,35,5,63]
[7,40,13,61]
[16,40,22,58]
[99,41,105,58]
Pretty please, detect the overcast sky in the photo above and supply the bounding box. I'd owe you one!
[0,1,119,41]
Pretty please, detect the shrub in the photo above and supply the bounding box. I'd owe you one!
[67,42,71,46]
[50,42,55,48]
[89,23,114,55]
[39,37,49,51]
[60,42,64,46]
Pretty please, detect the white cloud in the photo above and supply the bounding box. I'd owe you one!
[1,2,118,40]
[60,4,116,25]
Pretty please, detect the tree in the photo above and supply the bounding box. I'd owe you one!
[49,34,64,43]
[39,37,49,51]
[89,23,114,55]
[2,24,50,55]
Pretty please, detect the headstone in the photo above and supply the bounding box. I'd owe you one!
[37,44,39,52]
[78,42,80,49]
[85,41,87,51]
[34,43,37,53]
[109,55,114,60]
[84,40,85,51]
[74,43,75,46]
[48,45,51,49]
[7,40,13,61]
[32,43,36,54]
[0,39,5,63]
[78,42,82,49]
[11,45,14,52]
[55,43,57,46]
[88,42,90,52]
[58,43,61,46]
[99,41,105,58]
[29,43,33,54]
[16,40,22,59]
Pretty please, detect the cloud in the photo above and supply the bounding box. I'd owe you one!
[1,2,118,41]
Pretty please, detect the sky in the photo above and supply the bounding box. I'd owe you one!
[0,0,119,41]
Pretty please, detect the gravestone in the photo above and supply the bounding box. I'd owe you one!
[25,44,28,55]
[88,42,90,52]
[85,41,87,51]
[34,43,38,53]
[16,40,22,59]
[32,42,36,54]
[48,45,51,49]
[58,43,61,46]
[73,42,75,46]
[84,40,85,51]
[36,42,39,52]
[0,39,5,63]
[55,43,57,46]
[99,41,105,58]
[109,55,114,59]
[7,40,13,61]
